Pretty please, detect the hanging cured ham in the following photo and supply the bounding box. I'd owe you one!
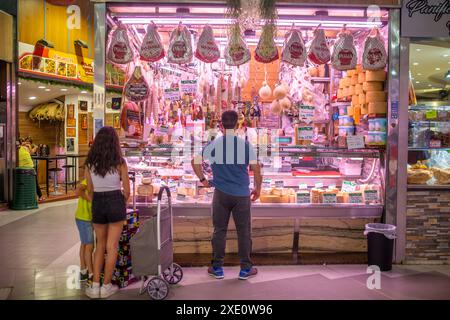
[120,101,142,138]
[107,24,134,65]
[125,66,150,102]
[331,28,357,71]
[281,28,307,67]
[307,28,330,65]
[140,22,165,63]
[195,25,220,63]
[224,23,251,66]
[362,28,387,71]
[167,24,193,65]
[255,23,279,63]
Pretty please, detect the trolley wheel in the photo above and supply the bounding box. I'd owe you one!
[147,277,169,300]
[162,263,183,285]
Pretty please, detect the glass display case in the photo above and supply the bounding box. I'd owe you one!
[123,143,384,219]
[408,104,450,188]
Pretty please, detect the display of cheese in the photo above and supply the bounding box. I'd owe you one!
[260,188,295,203]
[355,84,363,94]
[137,184,153,196]
[351,74,358,85]
[363,81,383,92]
[366,91,386,103]
[347,70,356,77]
[358,93,366,104]
[347,105,354,116]
[354,105,361,124]
[348,86,355,96]
[356,64,363,73]
[339,78,346,89]
[366,70,386,82]
[337,88,344,99]
[342,87,349,97]
[311,188,322,204]
[352,95,359,104]
[337,192,349,203]
[368,102,387,114]
[361,103,369,115]
[358,72,366,83]
[431,167,450,184]
[177,186,195,197]
[343,77,351,87]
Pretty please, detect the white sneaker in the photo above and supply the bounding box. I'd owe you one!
[85,283,100,299]
[100,283,119,299]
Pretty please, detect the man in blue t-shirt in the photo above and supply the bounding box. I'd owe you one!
[191,110,262,280]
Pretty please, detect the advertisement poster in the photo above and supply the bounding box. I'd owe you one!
[122,108,143,139]
[79,100,88,112]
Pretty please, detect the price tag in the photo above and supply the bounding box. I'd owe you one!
[348,192,363,203]
[263,179,272,188]
[180,80,197,94]
[297,126,314,140]
[341,181,357,192]
[322,193,337,204]
[364,190,378,201]
[275,180,284,188]
[315,182,324,189]
[164,88,181,101]
[206,191,214,198]
[346,135,365,150]
[329,184,336,190]
[296,192,311,204]
[176,193,186,201]
[291,158,300,164]
[298,183,308,190]
[299,105,315,124]
[426,110,437,119]
[169,186,177,193]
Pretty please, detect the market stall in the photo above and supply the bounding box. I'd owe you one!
[92,1,401,264]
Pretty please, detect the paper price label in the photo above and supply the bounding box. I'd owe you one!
[298,183,308,190]
[364,190,378,201]
[180,79,197,94]
[296,192,311,204]
[176,194,186,201]
[315,182,324,189]
[349,192,363,204]
[322,193,337,204]
[346,135,365,150]
[291,158,300,164]
[275,180,284,188]
[164,88,181,101]
[329,184,336,189]
[262,179,272,188]
[299,105,315,123]
[297,126,314,140]
[341,181,357,192]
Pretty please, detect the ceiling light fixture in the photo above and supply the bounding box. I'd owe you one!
[443,54,449,58]
[45,89,51,92]
[29,96,37,100]
[436,67,441,71]
[413,62,419,66]
[417,73,422,76]
[61,88,68,92]
[416,81,420,84]
[81,91,87,94]
[416,48,421,51]
[18,82,21,85]
[38,86,46,89]
[445,70,450,79]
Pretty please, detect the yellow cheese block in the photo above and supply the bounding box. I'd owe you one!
[368,102,387,114]
[348,85,355,96]
[359,93,366,104]
[366,70,386,82]
[351,74,358,85]
[366,91,386,103]
[363,81,383,92]
[354,105,361,124]
[356,64,363,73]
[358,72,366,83]
[352,95,359,105]
[361,103,369,115]
[347,105,354,116]
[355,84,363,94]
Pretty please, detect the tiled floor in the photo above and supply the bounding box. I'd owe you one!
[1,201,450,300]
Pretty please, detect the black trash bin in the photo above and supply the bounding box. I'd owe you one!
[364,223,396,271]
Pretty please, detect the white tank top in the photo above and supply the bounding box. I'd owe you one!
[90,169,121,192]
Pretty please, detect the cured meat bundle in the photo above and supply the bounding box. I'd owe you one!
[331,28,357,71]
[195,25,220,63]
[281,28,307,67]
[255,23,279,63]
[167,24,193,65]
[307,28,330,65]
[124,66,150,102]
[140,22,165,62]
[362,28,387,71]
[224,23,251,66]
[107,25,134,65]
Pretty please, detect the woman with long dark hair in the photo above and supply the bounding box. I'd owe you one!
[84,126,130,299]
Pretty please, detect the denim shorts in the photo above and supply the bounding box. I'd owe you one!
[75,219,94,244]
[92,190,127,224]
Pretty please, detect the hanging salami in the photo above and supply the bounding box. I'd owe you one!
[124,66,150,102]
[362,28,387,71]
[195,25,220,63]
[107,24,134,65]
[331,28,357,71]
[224,23,251,66]
[281,28,307,67]
[307,28,330,65]
[255,23,279,63]
[167,23,193,65]
[140,22,165,62]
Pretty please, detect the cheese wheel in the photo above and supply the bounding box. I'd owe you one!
[343,77,351,87]
[355,84,363,94]
[354,105,361,125]
[348,85,355,96]
[363,81,383,92]
[347,105,354,116]
[351,74,358,85]
[339,78,346,89]
[368,102,387,114]
[359,93,366,104]
[366,70,386,82]
[347,70,357,77]
[337,88,343,99]
[358,72,366,83]
[352,95,359,105]
[361,103,369,115]
[356,64,363,73]
[366,91,386,103]
[342,87,348,97]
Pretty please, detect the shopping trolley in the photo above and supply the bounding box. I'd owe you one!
[130,186,183,300]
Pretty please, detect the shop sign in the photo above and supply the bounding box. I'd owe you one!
[348,192,364,204]
[180,79,197,94]
[401,0,450,37]
[296,191,311,204]
[18,42,94,83]
[298,105,315,124]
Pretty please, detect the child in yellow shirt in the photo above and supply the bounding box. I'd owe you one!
[75,178,94,282]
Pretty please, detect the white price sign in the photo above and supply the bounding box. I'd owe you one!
[164,88,181,101]
[180,80,197,94]
[315,182,324,189]
[297,126,314,140]
[341,181,357,193]
[298,183,308,190]
[275,180,284,188]
[322,193,337,204]
[346,135,365,150]
[364,190,379,201]
[348,192,363,204]
[296,192,311,204]
[299,105,315,124]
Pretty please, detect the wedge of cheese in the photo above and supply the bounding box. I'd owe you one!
[337,88,344,99]
[343,77,351,87]
[347,70,356,77]
[363,81,383,92]
[342,87,349,97]
[368,102,388,114]
[366,91,386,103]
[366,70,386,82]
